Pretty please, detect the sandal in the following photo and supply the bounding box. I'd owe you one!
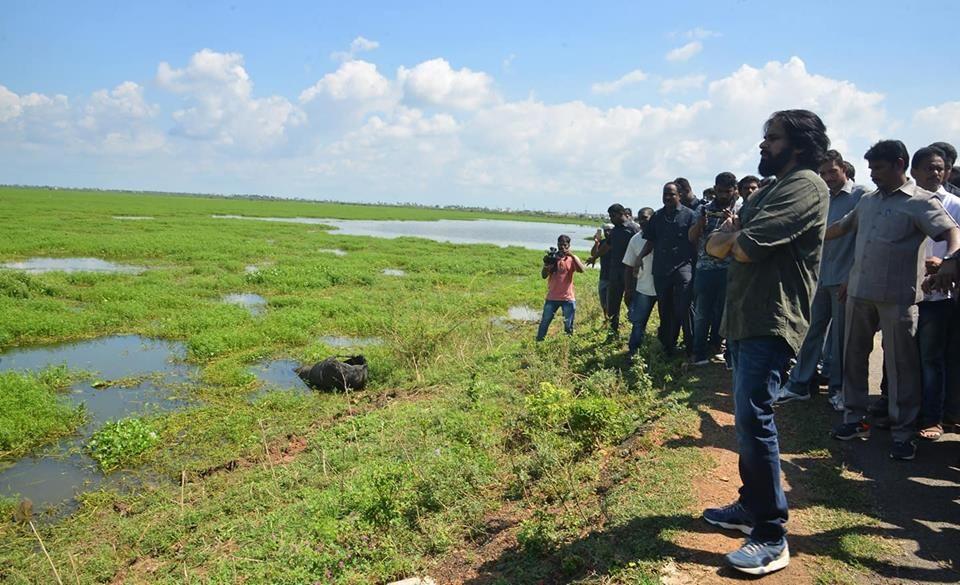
[917,424,943,441]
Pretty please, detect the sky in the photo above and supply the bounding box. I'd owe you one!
[2,0,959,213]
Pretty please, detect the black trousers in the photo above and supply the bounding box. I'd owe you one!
[606,270,629,333]
[654,266,693,354]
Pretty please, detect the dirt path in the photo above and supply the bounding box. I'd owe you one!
[673,334,960,584]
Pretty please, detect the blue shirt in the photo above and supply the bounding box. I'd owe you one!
[819,180,865,287]
[696,201,735,271]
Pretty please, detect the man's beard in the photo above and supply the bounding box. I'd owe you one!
[758,147,793,178]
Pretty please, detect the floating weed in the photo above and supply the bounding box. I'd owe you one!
[86,417,160,471]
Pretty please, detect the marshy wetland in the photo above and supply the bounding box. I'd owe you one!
[0,186,893,584]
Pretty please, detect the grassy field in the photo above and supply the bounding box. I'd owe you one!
[0,186,891,584]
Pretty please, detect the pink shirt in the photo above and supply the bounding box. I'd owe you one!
[546,255,576,301]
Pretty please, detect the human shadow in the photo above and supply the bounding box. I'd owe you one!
[658,364,960,583]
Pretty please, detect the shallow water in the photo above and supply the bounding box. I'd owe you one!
[317,248,347,256]
[0,335,194,511]
[222,293,267,316]
[248,359,304,392]
[0,257,146,274]
[318,335,382,348]
[507,306,541,322]
[213,215,598,251]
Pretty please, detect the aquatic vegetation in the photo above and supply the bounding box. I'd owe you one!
[0,367,84,458]
[86,417,160,470]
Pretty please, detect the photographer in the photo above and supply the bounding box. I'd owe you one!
[687,172,738,366]
[536,234,585,341]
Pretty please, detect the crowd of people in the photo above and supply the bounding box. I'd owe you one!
[535,108,960,576]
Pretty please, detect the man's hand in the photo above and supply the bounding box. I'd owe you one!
[925,256,942,275]
[718,210,740,233]
[586,256,597,267]
[929,259,959,292]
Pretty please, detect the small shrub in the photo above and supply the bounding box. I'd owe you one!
[87,417,160,470]
[516,510,560,555]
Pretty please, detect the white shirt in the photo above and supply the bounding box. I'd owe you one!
[621,232,656,296]
[923,186,960,302]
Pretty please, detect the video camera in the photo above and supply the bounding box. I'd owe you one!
[543,246,564,266]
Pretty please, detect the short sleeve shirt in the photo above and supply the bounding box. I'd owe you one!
[923,188,960,302]
[604,223,639,278]
[846,181,958,305]
[546,255,576,301]
[696,201,734,271]
[643,206,697,278]
[622,233,656,296]
[724,168,829,353]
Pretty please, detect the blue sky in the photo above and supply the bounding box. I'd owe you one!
[2,1,958,212]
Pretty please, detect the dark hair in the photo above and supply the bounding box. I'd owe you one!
[738,175,760,189]
[929,142,957,166]
[765,109,830,170]
[557,234,571,245]
[638,206,655,219]
[843,160,856,180]
[623,207,633,216]
[673,177,692,195]
[911,146,947,169]
[864,140,909,169]
[714,172,737,190]
[821,149,844,167]
[607,203,625,214]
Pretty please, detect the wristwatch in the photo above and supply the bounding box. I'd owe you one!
[943,251,960,263]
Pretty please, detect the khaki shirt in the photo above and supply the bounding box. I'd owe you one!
[840,180,958,305]
[724,168,828,353]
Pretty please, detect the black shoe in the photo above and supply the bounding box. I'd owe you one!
[831,421,871,441]
[868,399,888,418]
[890,440,917,461]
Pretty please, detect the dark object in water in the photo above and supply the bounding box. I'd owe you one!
[296,355,368,391]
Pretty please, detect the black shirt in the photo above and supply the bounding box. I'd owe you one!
[643,205,697,277]
[605,223,638,277]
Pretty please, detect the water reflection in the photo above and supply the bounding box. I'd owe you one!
[1,257,146,274]
[222,293,267,316]
[213,215,598,251]
[0,336,194,512]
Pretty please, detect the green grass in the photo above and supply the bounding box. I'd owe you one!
[0,186,894,584]
[0,366,85,458]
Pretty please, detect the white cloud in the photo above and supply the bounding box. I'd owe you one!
[666,41,703,62]
[591,69,648,95]
[157,49,304,149]
[0,54,915,210]
[660,74,706,94]
[0,85,23,122]
[398,58,498,110]
[331,36,380,62]
[913,101,960,137]
[682,27,720,40]
[300,60,392,102]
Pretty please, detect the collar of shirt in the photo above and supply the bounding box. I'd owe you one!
[832,179,855,198]
[884,179,923,198]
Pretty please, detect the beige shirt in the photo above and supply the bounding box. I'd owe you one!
[841,180,958,305]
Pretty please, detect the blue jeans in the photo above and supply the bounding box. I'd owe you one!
[627,293,657,355]
[918,299,954,425]
[692,268,727,361]
[536,300,576,341]
[730,336,793,542]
